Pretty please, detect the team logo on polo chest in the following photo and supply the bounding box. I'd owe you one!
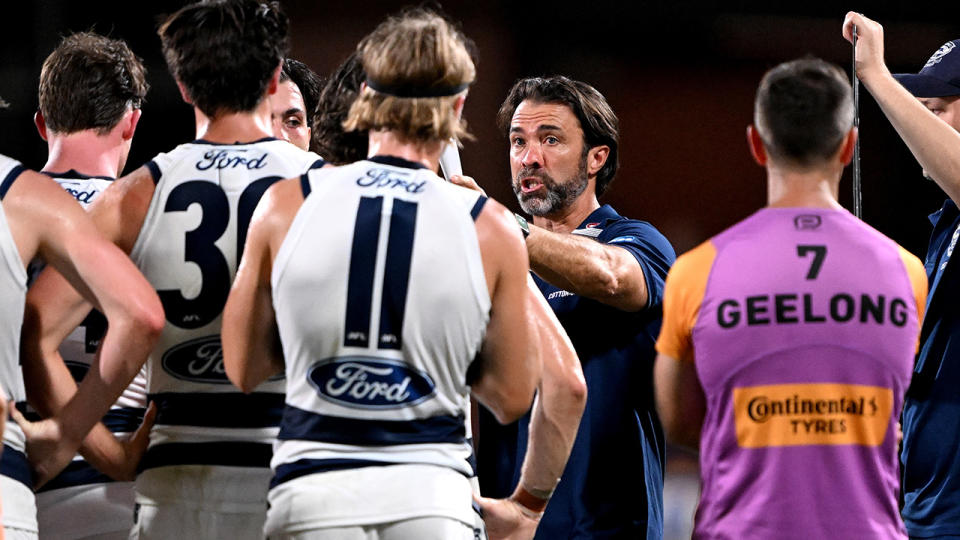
[308,357,436,409]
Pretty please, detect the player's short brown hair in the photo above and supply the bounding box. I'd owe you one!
[754,57,854,168]
[497,76,620,196]
[39,32,148,135]
[343,8,476,144]
[159,0,288,118]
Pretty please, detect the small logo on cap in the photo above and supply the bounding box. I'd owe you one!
[925,42,957,68]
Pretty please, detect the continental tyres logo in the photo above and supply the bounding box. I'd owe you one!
[733,383,893,448]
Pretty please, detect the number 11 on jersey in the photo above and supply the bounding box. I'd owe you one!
[344,195,418,350]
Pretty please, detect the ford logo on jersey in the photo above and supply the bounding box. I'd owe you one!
[161,335,230,384]
[308,357,436,409]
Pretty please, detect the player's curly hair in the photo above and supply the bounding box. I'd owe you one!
[343,8,476,144]
[159,0,288,118]
[313,52,368,164]
[498,76,620,197]
[280,58,323,130]
[39,32,148,135]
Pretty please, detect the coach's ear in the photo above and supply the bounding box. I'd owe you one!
[34,111,48,141]
[747,125,767,166]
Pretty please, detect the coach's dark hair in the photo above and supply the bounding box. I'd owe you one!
[754,57,854,168]
[39,32,148,135]
[497,76,619,196]
[314,52,368,164]
[158,0,288,118]
[280,58,323,130]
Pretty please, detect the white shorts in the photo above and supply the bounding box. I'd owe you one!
[265,464,475,537]
[3,527,39,540]
[129,501,266,540]
[266,517,475,540]
[1,475,37,534]
[131,465,271,540]
[37,482,135,540]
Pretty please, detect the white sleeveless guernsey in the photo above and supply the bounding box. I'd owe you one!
[129,139,321,511]
[265,156,491,532]
[0,156,34,533]
[32,170,148,539]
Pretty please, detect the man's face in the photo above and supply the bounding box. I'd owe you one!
[920,95,960,132]
[271,80,310,151]
[508,100,589,217]
[919,95,960,180]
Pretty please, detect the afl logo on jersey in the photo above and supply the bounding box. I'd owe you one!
[161,335,230,384]
[308,357,436,409]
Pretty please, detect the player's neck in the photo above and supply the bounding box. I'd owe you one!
[531,185,601,234]
[43,132,123,178]
[766,165,843,209]
[367,130,443,171]
[195,100,274,144]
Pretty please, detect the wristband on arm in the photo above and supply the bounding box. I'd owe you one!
[511,485,550,520]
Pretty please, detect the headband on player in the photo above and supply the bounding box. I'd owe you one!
[364,77,469,98]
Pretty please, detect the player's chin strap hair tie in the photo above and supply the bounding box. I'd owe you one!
[364,77,469,98]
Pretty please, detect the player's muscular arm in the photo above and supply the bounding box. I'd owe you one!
[479,277,587,537]
[223,178,301,392]
[471,200,542,424]
[517,280,585,497]
[9,172,164,486]
[90,166,157,252]
[22,165,157,418]
[654,352,705,451]
[526,225,648,311]
[844,12,960,205]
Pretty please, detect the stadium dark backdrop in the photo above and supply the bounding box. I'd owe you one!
[0,2,954,265]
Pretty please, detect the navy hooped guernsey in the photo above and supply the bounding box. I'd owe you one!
[29,170,148,492]
[478,204,675,539]
[0,155,34,534]
[129,138,320,509]
[265,156,490,530]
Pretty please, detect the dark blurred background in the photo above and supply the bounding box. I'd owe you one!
[2,2,957,258]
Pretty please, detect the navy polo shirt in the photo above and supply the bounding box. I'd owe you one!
[478,204,675,539]
[902,198,960,537]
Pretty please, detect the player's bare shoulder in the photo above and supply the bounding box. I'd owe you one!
[253,176,309,252]
[475,197,526,254]
[86,164,157,252]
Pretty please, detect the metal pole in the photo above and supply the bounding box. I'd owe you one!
[852,24,863,219]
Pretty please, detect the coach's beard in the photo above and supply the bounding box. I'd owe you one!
[513,164,589,217]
